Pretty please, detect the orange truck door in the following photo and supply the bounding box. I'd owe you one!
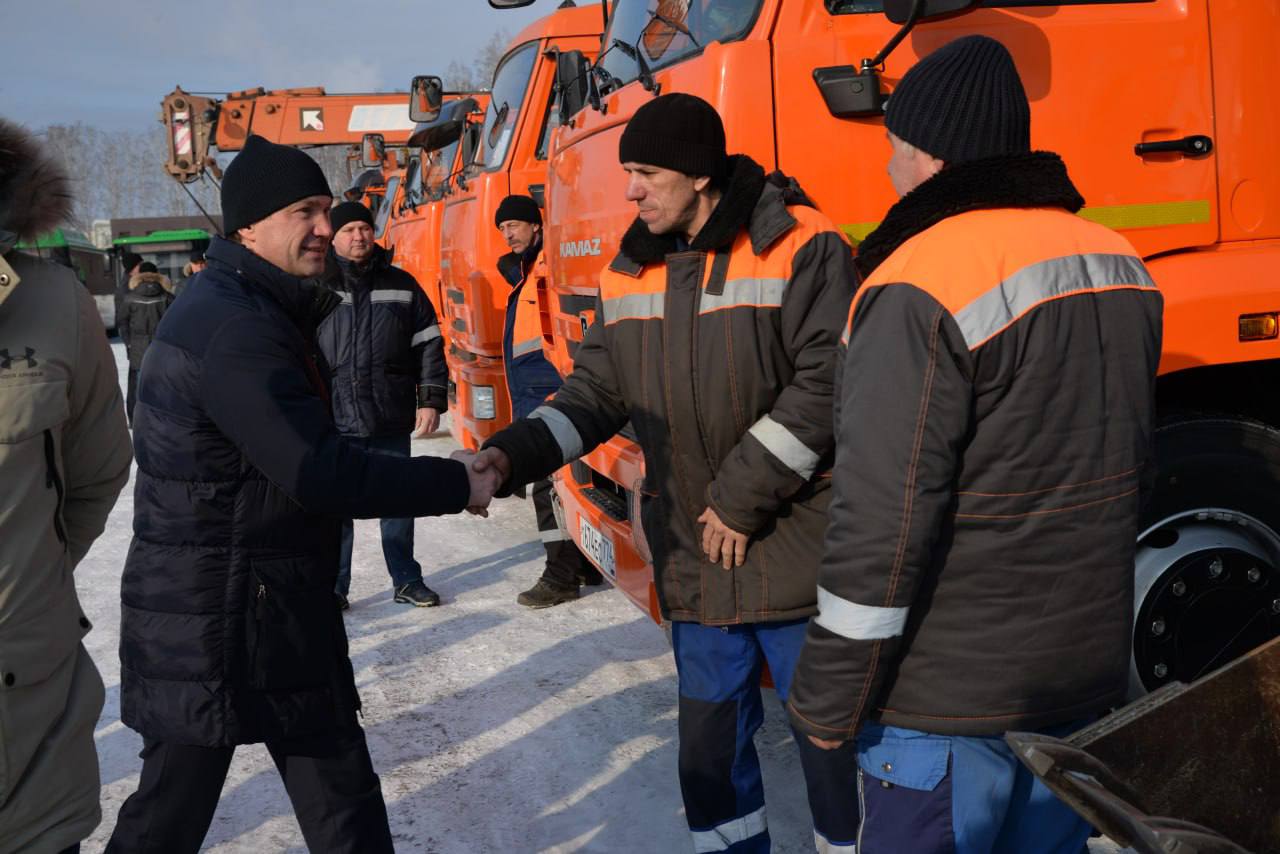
[774,0,1217,259]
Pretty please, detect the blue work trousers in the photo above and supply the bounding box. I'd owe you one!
[335,433,422,596]
[671,619,861,853]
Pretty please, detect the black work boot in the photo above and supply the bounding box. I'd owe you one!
[516,578,580,609]
[394,580,441,607]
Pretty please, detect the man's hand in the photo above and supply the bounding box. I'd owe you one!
[413,407,441,438]
[450,448,512,517]
[807,735,847,751]
[698,507,748,570]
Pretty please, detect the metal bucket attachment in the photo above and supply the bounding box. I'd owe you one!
[1007,635,1280,853]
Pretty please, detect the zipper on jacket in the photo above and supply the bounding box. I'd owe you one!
[43,429,67,545]
[250,580,268,686]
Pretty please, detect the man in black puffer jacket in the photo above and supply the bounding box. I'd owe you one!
[108,136,499,854]
[314,202,448,610]
[117,261,174,424]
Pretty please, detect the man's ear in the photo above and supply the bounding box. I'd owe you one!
[692,175,713,193]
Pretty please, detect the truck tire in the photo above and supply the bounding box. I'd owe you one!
[1131,415,1280,697]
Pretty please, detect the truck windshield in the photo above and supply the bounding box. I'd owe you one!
[476,42,539,172]
[598,0,763,88]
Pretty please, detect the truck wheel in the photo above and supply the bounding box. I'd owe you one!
[1131,416,1280,697]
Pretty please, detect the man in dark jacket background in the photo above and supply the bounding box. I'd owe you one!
[493,194,603,609]
[786,37,1162,853]
[465,95,861,853]
[108,135,499,854]
[117,260,173,425]
[315,201,448,609]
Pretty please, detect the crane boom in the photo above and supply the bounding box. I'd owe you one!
[161,85,413,183]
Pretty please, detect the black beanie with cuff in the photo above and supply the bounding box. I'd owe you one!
[220,135,332,234]
[494,195,542,228]
[329,201,375,234]
[885,35,1031,165]
[618,93,728,181]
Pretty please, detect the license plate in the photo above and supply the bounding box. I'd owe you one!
[578,514,616,578]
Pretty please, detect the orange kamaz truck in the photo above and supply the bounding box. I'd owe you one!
[498,0,1280,695]
[433,4,603,451]
[380,95,490,336]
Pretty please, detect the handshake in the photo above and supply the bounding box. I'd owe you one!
[451,448,512,517]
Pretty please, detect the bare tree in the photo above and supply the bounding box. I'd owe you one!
[445,28,511,92]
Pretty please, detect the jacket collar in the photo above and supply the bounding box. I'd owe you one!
[609,155,814,277]
[128,271,174,294]
[854,151,1085,279]
[206,236,340,332]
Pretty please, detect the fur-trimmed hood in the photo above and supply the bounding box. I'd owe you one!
[0,118,72,252]
[128,271,175,294]
[612,154,818,272]
[854,151,1084,278]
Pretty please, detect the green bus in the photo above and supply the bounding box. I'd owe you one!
[14,228,117,327]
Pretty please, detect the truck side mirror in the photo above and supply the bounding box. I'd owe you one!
[555,50,591,125]
[883,0,975,24]
[409,75,444,123]
[360,133,386,168]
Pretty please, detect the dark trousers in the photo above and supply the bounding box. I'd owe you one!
[671,619,862,852]
[336,433,422,596]
[531,477,602,588]
[126,367,140,425]
[105,725,392,854]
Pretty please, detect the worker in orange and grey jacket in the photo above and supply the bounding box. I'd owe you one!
[465,94,862,852]
[786,36,1164,853]
[493,194,603,609]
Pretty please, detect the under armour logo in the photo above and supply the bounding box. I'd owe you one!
[0,347,37,369]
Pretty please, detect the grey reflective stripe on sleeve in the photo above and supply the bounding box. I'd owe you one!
[370,289,414,303]
[691,806,768,853]
[512,337,542,358]
[338,292,353,304]
[748,414,821,480]
[601,292,664,324]
[699,277,787,314]
[411,325,441,346]
[530,405,583,463]
[954,253,1157,349]
[815,586,909,640]
[539,528,569,543]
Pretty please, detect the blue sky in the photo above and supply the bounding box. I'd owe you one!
[0,0,575,132]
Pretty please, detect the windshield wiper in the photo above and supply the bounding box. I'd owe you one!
[610,38,660,94]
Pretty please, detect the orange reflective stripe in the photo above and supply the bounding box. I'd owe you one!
[847,208,1153,348]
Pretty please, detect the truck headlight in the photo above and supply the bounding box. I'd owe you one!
[471,385,496,420]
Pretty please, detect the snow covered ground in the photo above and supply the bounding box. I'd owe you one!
[76,340,1123,852]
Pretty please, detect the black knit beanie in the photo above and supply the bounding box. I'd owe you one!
[220,135,332,234]
[618,93,728,180]
[329,201,375,233]
[138,261,158,274]
[494,194,542,228]
[885,35,1030,164]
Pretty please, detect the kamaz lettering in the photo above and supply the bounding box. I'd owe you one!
[560,238,602,258]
